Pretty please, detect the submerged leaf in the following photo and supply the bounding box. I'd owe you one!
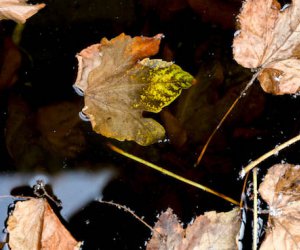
[147,208,240,250]
[259,164,300,250]
[233,0,300,94]
[74,33,194,146]
[0,0,45,23]
[7,198,81,250]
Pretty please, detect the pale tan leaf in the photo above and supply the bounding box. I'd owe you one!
[233,0,300,94]
[7,198,81,250]
[182,209,240,249]
[7,199,44,250]
[147,208,240,250]
[0,0,45,23]
[259,164,300,250]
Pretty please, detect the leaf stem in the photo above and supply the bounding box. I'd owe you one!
[98,200,156,234]
[107,143,239,206]
[240,133,300,176]
[195,71,260,167]
[252,168,258,250]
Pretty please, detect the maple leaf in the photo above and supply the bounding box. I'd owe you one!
[259,164,300,250]
[0,0,45,23]
[147,207,240,250]
[233,0,300,95]
[74,33,194,146]
[7,198,82,250]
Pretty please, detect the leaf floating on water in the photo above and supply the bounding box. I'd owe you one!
[0,0,45,23]
[147,208,240,250]
[259,164,300,250]
[7,198,82,250]
[74,33,194,146]
[233,0,300,95]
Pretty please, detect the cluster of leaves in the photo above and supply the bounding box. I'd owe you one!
[147,163,300,249]
[2,0,300,249]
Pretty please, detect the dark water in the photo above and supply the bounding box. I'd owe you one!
[1,0,300,249]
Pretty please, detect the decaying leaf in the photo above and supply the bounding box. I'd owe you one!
[259,164,300,250]
[233,0,300,94]
[7,198,81,250]
[147,207,240,250]
[74,33,194,146]
[0,0,45,23]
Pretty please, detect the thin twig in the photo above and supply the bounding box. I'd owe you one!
[240,134,300,177]
[107,143,239,206]
[252,168,258,250]
[98,200,157,234]
[195,71,260,167]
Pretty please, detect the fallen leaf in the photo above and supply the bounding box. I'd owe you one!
[7,198,81,250]
[259,164,300,250]
[0,0,45,23]
[74,33,194,146]
[233,0,300,94]
[147,207,240,250]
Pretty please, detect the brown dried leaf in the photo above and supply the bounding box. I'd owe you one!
[7,198,81,250]
[147,208,240,250]
[259,164,300,250]
[74,33,194,146]
[0,0,45,23]
[233,0,300,94]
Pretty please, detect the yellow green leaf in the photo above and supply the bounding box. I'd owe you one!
[131,58,194,113]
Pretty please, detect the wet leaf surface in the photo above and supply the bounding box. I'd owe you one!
[259,164,300,250]
[74,33,194,146]
[233,0,300,94]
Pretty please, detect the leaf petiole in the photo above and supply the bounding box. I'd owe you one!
[107,143,239,206]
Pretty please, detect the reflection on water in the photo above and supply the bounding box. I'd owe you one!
[0,168,115,247]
